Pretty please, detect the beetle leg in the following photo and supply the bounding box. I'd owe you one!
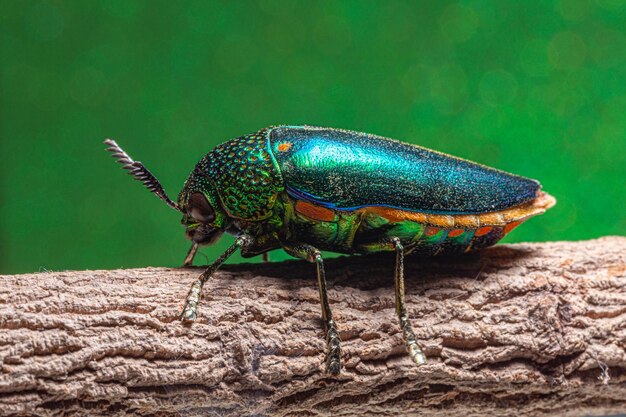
[262,252,270,263]
[283,243,341,375]
[390,237,427,365]
[182,242,199,267]
[180,236,252,322]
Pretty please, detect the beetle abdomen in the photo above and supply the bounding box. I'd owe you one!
[288,191,555,256]
[354,191,554,255]
[270,125,541,215]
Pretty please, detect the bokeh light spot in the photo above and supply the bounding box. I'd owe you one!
[256,0,298,17]
[542,70,591,117]
[429,64,469,114]
[24,1,64,42]
[589,29,626,68]
[595,0,626,10]
[312,15,353,56]
[556,0,594,21]
[265,16,305,55]
[548,31,587,69]
[438,4,479,44]
[525,86,549,121]
[215,36,258,75]
[600,95,626,124]
[69,67,108,106]
[101,0,142,19]
[402,65,437,104]
[520,38,551,77]
[479,70,519,106]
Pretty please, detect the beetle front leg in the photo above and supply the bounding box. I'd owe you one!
[180,236,252,322]
[390,237,427,365]
[283,243,341,375]
[182,242,199,267]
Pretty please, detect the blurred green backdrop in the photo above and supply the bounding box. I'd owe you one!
[1,0,625,274]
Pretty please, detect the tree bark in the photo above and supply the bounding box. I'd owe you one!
[0,237,625,417]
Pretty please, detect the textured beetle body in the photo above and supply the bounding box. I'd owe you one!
[106,124,555,374]
[178,125,555,258]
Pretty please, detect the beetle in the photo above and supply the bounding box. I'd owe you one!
[104,125,556,375]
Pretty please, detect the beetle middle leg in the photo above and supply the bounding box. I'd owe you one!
[283,243,341,375]
[180,236,252,322]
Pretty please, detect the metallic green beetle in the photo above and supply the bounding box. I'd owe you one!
[105,125,556,375]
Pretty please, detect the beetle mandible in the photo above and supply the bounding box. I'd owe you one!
[105,125,556,375]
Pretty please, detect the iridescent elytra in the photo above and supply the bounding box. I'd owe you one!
[104,125,556,375]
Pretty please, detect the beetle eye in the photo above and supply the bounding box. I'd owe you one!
[187,192,215,223]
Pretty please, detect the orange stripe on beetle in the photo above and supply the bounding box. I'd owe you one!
[360,206,426,223]
[475,226,493,236]
[425,227,440,237]
[503,220,523,235]
[295,200,336,222]
[448,229,464,238]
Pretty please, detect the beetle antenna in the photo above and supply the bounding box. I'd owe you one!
[104,139,181,212]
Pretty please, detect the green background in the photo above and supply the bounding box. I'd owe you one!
[1,0,625,275]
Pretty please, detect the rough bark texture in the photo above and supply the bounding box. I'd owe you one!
[0,237,625,417]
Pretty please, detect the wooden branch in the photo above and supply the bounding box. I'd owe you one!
[1,237,625,417]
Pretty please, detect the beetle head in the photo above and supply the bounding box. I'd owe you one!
[178,186,228,246]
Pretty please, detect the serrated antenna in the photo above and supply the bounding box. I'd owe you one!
[104,139,181,212]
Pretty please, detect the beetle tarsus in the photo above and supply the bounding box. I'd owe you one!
[180,279,202,322]
[391,237,427,365]
[326,319,341,375]
[313,251,342,375]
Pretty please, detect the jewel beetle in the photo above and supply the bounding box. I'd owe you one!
[104,125,556,375]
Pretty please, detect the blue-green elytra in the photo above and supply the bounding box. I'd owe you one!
[105,125,556,375]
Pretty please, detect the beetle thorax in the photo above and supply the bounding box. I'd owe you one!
[181,128,284,222]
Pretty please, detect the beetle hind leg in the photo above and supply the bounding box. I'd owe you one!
[283,243,341,375]
[391,237,427,365]
[318,255,341,375]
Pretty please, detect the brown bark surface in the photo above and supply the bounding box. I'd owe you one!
[0,237,625,417]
